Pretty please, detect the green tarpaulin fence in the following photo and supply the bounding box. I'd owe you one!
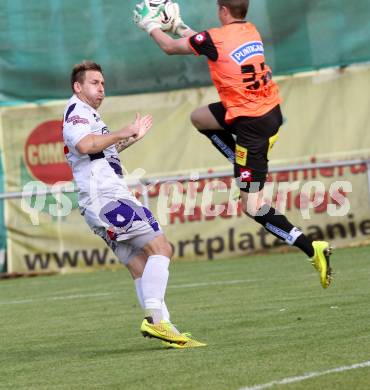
[0,0,369,104]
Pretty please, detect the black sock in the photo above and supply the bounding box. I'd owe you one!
[254,204,314,257]
[199,129,235,162]
[294,235,314,257]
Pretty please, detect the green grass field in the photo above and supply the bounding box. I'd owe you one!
[1,245,370,390]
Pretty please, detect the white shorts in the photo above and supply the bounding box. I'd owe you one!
[83,195,163,265]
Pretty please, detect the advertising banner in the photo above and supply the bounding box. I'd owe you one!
[1,66,369,273]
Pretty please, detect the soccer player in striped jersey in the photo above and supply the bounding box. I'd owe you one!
[63,60,205,347]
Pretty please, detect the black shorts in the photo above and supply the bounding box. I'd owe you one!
[209,102,283,193]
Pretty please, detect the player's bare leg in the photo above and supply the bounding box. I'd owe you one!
[126,252,146,280]
[191,105,223,130]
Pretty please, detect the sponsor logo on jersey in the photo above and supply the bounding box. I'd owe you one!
[230,41,264,65]
[235,144,248,166]
[67,115,89,126]
[240,168,253,182]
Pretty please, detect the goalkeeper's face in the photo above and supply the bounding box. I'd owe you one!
[74,70,105,110]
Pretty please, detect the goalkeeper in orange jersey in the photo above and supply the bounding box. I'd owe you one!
[134,0,333,289]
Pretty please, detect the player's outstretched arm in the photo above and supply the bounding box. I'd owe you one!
[76,113,152,154]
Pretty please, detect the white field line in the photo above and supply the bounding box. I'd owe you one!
[169,279,258,289]
[0,292,112,305]
[0,279,256,305]
[240,360,370,390]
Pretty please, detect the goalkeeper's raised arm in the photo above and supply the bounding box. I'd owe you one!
[133,0,196,55]
[150,27,195,55]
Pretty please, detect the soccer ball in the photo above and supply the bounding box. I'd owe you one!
[148,0,168,5]
[147,0,178,31]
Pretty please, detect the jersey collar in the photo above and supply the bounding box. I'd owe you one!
[71,94,99,116]
[228,20,247,25]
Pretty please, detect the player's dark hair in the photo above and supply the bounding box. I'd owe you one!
[70,60,103,92]
[217,0,249,19]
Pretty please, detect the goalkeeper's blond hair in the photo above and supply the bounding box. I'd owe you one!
[217,0,249,19]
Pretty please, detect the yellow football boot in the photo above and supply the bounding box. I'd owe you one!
[162,333,207,349]
[311,241,333,289]
[141,317,188,344]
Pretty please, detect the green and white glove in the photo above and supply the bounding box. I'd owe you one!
[169,2,191,37]
[133,0,161,34]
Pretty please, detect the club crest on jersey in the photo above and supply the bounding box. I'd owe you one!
[230,41,264,65]
[194,32,206,44]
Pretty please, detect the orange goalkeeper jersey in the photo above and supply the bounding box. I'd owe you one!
[189,22,282,124]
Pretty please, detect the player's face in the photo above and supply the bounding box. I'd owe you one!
[74,70,105,109]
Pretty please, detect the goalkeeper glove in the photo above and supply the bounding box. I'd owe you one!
[133,1,161,34]
[169,2,191,37]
